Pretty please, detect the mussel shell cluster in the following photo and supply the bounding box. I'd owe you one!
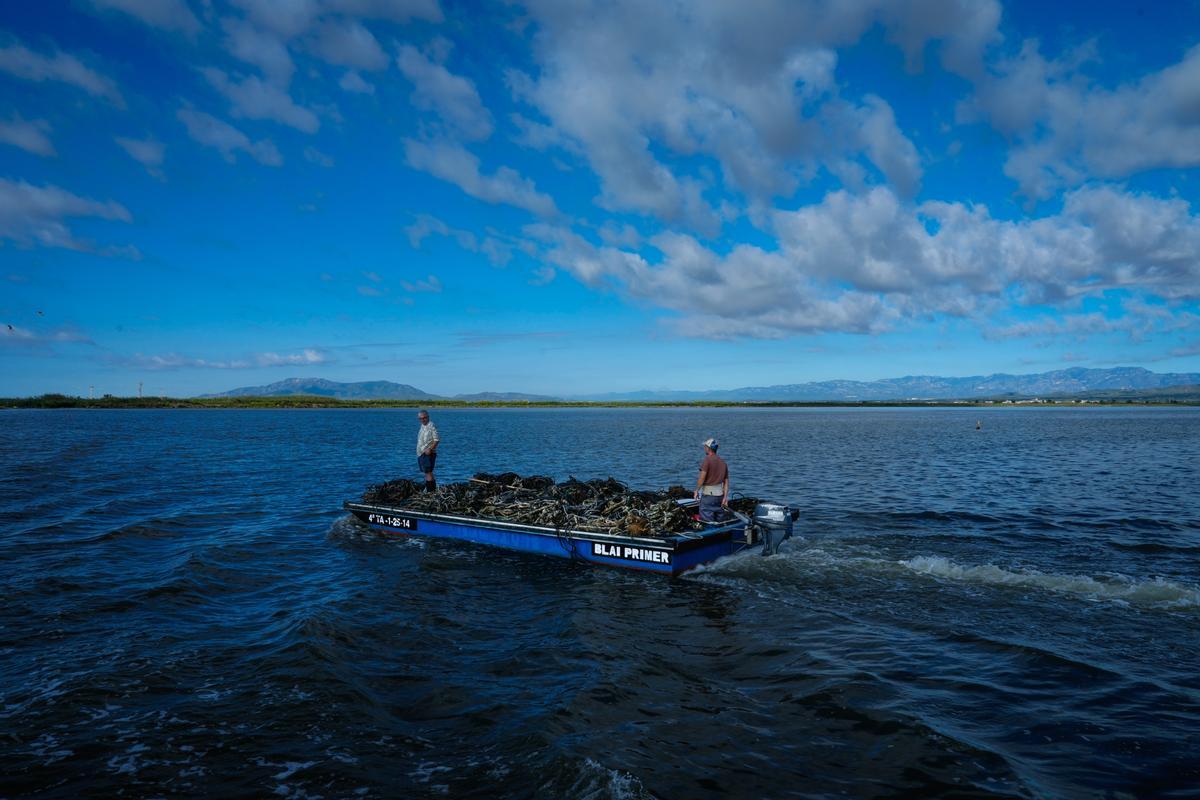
[361,472,758,537]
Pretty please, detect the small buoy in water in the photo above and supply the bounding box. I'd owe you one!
[976,420,982,430]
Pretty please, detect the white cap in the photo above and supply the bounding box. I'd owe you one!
[703,437,718,449]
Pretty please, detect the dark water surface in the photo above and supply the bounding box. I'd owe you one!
[2,407,1198,798]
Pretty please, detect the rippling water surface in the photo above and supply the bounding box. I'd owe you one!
[2,407,1198,798]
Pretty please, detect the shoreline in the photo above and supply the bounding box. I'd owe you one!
[2,396,1197,409]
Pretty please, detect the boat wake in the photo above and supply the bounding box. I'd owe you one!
[897,555,1200,610]
[694,543,1200,611]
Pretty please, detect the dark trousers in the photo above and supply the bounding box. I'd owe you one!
[699,493,725,522]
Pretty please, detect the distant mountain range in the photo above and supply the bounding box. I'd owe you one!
[200,378,555,402]
[576,367,1200,402]
[204,367,1200,403]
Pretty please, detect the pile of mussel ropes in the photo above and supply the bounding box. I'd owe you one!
[361,472,759,537]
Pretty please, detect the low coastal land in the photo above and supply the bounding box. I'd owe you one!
[3,392,1198,409]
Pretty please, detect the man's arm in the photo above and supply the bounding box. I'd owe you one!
[694,466,708,497]
[721,476,729,506]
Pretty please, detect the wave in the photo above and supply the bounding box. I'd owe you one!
[694,543,1200,612]
[1075,516,1193,532]
[855,509,1007,525]
[1106,540,1200,555]
[328,514,428,548]
[545,758,652,800]
[898,555,1200,610]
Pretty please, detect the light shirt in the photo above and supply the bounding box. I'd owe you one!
[416,421,439,455]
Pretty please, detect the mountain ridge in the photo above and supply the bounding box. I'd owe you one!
[577,367,1200,401]
[200,378,556,402]
[203,367,1200,402]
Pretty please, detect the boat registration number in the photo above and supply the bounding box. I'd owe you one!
[592,542,671,565]
[367,513,418,531]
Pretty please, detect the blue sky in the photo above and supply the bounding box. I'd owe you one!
[2,0,1199,397]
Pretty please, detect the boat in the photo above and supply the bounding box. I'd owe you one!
[342,498,791,576]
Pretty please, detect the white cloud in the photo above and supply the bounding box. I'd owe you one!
[987,301,1200,345]
[522,222,648,289]
[115,136,165,177]
[401,274,442,293]
[203,68,320,133]
[404,139,557,217]
[529,266,555,286]
[987,313,1135,341]
[177,108,283,165]
[404,214,515,266]
[852,96,922,197]
[397,44,493,141]
[772,185,1200,307]
[221,18,295,85]
[339,70,374,94]
[406,213,462,247]
[328,0,443,23]
[225,0,441,43]
[596,222,641,248]
[1056,187,1200,300]
[1169,339,1200,358]
[257,349,330,366]
[1,324,95,348]
[964,42,1200,198]
[0,41,124,106]
[509,112,576,154]
[307,18,388,71]
[125,348,332,370]
[89,0,202,34]
[304,146,334,167]
[521,184,1200,339]
[510,0,993,229]
[479,236,513,266]
[228,0,322,39]
[0,115,55,157]
[0,178,131,251]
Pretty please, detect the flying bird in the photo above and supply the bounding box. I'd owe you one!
[37,310,44,316]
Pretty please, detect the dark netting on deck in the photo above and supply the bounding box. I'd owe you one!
[361,472,760,537]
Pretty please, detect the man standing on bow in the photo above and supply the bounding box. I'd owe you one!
[694,437,729,522]
[416,410,440,491]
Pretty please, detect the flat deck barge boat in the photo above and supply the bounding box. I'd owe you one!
[344,500,759,576]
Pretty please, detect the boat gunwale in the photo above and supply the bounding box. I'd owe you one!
[344,500,744,550]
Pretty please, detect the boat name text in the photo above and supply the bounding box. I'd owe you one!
[592,542,671,564]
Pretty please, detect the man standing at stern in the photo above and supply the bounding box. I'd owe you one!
[416,410,440,491]
[694,437,729,522]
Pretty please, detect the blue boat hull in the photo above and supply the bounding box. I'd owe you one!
[344,501,750,576]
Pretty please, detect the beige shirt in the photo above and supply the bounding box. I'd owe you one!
[416,422,439,455]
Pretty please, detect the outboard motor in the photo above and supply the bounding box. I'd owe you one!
[753,502,798,556]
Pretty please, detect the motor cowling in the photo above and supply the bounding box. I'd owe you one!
[753,502,797,556]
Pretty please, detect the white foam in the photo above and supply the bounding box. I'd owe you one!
[899,555,1200,609]
[694,542,1200,612]
[410,761,453,784]
[573,758,652,800]
[272,761,316,781]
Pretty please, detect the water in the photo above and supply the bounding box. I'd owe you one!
[1,407,1197,798]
